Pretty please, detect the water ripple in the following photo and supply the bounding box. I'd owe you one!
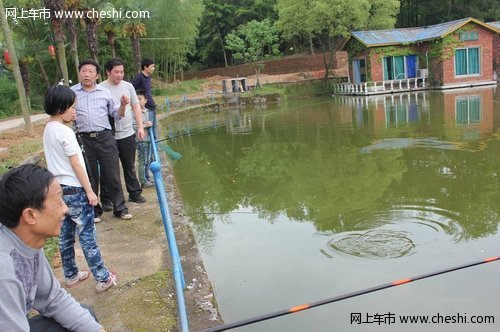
[327,203,466,259]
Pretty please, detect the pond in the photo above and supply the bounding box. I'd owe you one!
[164,86,500,331]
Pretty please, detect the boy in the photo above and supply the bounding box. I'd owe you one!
[43,85,117,293]
[134,89,154,187]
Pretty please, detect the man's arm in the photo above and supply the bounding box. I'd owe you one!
[132,103,145,140]
[0,256,31,331]
[33,254,103,332]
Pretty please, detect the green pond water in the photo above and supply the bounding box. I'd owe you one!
[163,86,500,331]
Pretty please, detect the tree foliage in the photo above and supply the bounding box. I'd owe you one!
[397,0,499,27]
[225,19,279,87]
[276,0,399,80]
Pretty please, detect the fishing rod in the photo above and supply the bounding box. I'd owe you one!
[200,256,500,332]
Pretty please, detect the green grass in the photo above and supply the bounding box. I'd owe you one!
[0,140,43,174]
[152,78,205,97]
[44,237,59,267]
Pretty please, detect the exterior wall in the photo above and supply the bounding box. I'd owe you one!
[439,24,495,86]
[183,52,349,81]
[493,30,500,78]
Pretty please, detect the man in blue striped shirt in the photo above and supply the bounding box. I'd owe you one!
[71,59,132,220]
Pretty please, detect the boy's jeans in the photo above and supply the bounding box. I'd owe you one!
[137,141,152,184]
[60,186,110,283]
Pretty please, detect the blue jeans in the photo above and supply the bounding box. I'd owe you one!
[137,141,151,184]
[60,186,109,283]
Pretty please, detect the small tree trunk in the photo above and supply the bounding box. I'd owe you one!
[131,34,142,72]
[84,15,100,65]
[51,18,69,86]
[66,16,80,78]
[35,54,50,88]
[216,21,228,67]
[107,31,116,58]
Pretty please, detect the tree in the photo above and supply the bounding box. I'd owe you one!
[143,0,203,81]
[44,0,70,85]
[197,0,278,69]
[225,19,279,88]
[198,0,235,67]
[276,0,399,81]
[0,0,32,133]
[64,0,82,78]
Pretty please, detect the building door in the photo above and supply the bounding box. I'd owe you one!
[353,59,366,83]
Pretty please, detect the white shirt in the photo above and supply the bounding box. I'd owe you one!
[43,121,86,187]
[99,80,139,140]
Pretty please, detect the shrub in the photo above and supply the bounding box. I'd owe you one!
[0,76,19,118]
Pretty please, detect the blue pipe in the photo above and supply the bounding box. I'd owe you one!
[149,127,189,331]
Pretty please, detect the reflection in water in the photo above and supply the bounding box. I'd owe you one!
[164,87,500,331]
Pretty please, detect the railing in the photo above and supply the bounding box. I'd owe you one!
[334,76,427,95]
[149,127,189,332]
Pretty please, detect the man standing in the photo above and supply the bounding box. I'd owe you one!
[0,164,105,332]
[132,58,157,136]
[71,59,132,221]
[100,58,146,205]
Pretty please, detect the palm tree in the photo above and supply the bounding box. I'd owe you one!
[65,0,82,78]
[0,0,32,134]
[83,16,100,63]
[14,18,51,88]
[123,22,146,72]
[44,0,70,86]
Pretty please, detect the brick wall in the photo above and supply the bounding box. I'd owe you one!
[183,52,348,80]
[440,25,495,85]
[493,31,500,77]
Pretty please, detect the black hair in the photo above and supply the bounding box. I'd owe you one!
[44,85,76,116]
[78,59,100,73]
[104,58,125,72]
[140,58,155,70]
[135,89,147,98]
[0,164,55,228]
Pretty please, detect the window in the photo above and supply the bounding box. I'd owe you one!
[383,54,418,80]
[456,95,480,124]
[455,47,480,76]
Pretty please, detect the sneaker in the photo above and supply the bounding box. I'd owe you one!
[101,201,113,212]
[95,272,117,293]
[141,181,154,188]
[115,211,133,220]
[128,195,146,203]
[94,217,101,223]
[66,270,90,288]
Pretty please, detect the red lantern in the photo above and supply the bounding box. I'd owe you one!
[4,49,11,65]
[48,45,56,59]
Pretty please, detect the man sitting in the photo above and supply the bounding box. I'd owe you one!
[0,164,105,332]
